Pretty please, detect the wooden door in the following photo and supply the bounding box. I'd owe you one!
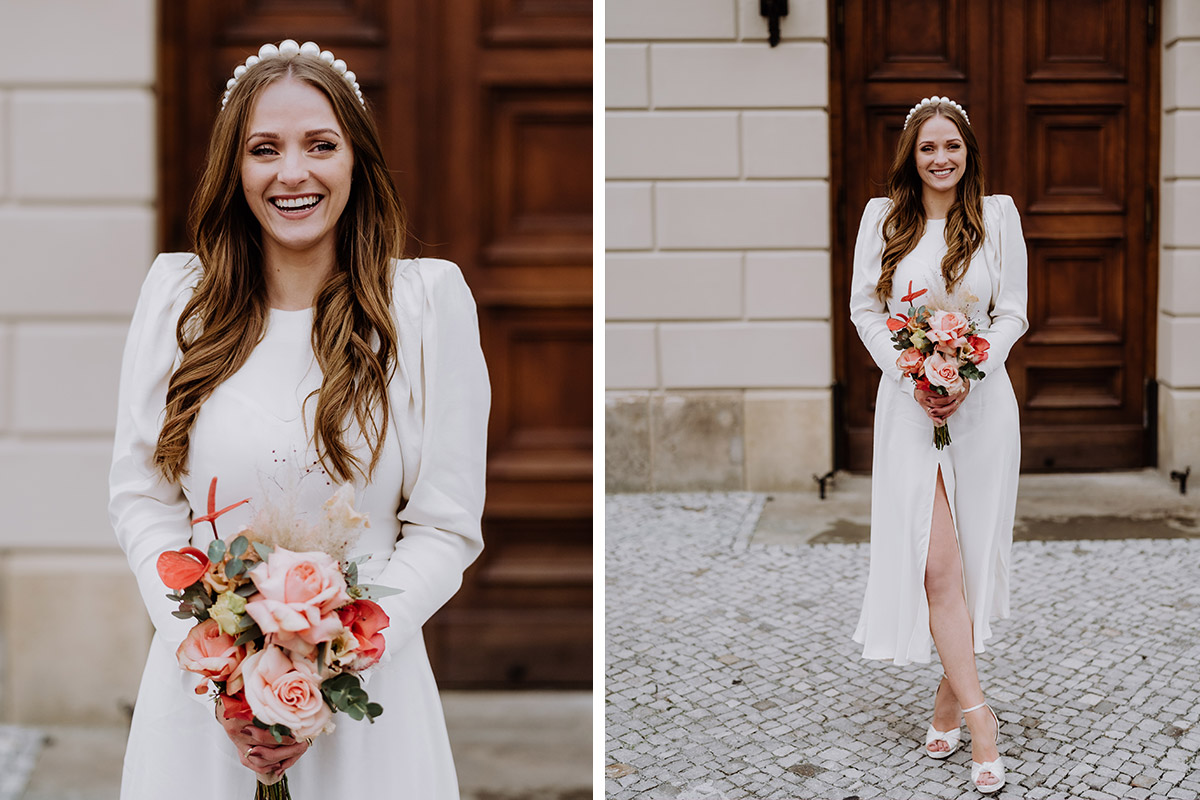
[159,0,592,687]
[831,0,1159,471]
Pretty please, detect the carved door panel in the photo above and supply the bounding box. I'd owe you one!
[159,0,592,687]
[832,0,1158,471]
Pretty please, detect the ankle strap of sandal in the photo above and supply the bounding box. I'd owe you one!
[962,701,989,714]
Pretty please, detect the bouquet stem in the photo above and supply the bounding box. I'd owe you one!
[933,424,952,450]
[255,773,290,800]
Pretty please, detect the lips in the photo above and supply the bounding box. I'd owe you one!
[930,168,954,178]
[270,194,323,213]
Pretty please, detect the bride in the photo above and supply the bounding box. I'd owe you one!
[110,39,490,797]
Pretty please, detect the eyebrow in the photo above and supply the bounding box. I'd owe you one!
[919,138,963,145]
[246,128,343,141]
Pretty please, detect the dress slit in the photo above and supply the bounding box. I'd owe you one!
[922,456,976,644]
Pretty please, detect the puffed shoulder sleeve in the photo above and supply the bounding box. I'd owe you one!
[109,253,200,646]
[848,198,903,384]
[982,195,1029,369]
[374,260,490,654]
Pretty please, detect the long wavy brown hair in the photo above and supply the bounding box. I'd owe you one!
[876,101,985,302]
[154,54,407,484]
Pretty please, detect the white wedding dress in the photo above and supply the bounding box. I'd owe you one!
[849,196,1028,666]
[110,253,490,797]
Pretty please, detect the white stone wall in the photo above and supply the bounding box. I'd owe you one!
[604,0,833,492]
[1160,0,1200,476]
[0,0,156,724]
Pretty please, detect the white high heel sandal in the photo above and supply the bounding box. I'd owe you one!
[924,676,961,759]
[962,702,1005,794]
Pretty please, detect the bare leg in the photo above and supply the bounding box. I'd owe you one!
[925,467,999,785]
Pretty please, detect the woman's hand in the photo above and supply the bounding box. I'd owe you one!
[914,381,970,426]
[215,699,310,778]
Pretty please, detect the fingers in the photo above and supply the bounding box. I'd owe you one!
[241,725,296,746]
[247,739,309,769]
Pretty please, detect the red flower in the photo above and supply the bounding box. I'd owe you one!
[157,547,211,590]
[967,334,990,364]
[901,280,928,305]
[219,691,255,722]
[337,599,390,670]
[886,314,909,332]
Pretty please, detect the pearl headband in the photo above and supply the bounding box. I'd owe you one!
[221,39,363,109]
[903,96,970,130]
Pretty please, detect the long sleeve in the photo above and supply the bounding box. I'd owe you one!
[849,197,904,384]
[981,194,1029,369]
[374,260,490,654]
[109,253,200,647]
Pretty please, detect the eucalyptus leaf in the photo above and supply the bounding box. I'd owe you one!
[357,584,402,600]
[233,623,261,648]
[230,535,249,559]
[366,702,383,719]
[171,610,193,619]
[225,558,246,579]
[252,541,274,560]
[207,539,226,562]
[234,582,257,598]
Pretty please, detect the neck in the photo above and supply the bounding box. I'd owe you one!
[261,238,336,310]
[922,186,956,220]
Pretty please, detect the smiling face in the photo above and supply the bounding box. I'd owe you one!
[241,77,353,262]
[913,113,967,204]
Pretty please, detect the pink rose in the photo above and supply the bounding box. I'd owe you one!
[176,618,245,690]
[924,350,965,394]
[242,645,334,738]
[926,310,970,349]
[245,549,350,645]
[966,334,990,364]
[895,347,925,377]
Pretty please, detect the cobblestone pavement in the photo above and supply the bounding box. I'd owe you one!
[0,725,41,800]
[605,493,1200,800]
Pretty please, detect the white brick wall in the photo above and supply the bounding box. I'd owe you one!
[605,0,832,489]
[606,0,737,40]
[11,91,155,200]
[0,0,154,84]
[1159,0,1200,474]
[650,44,827,108]
[12,324,127,433]
[0,208,154,315]
[606,113,740,179]
[0,0,156,725]
[606,45,649,108]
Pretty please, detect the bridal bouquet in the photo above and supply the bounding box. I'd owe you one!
[157,477,399,799]
[888,280,990,449]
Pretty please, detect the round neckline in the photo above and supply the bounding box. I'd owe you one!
[268,306,314,315]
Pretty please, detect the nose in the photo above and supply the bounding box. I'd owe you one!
[277,150,308,186]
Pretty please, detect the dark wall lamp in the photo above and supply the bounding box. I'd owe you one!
[760,0,789,47]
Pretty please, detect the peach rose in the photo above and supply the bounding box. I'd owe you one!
[245,549,350,645]
[966,334,990,364]
[924,350,965,394]
[926,310,970,349]
[895,347,925,377]
[242,645,334,738]
[176,618,245,690]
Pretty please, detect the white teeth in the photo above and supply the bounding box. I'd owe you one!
[271,195,321,210]
[932,169,953,176]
